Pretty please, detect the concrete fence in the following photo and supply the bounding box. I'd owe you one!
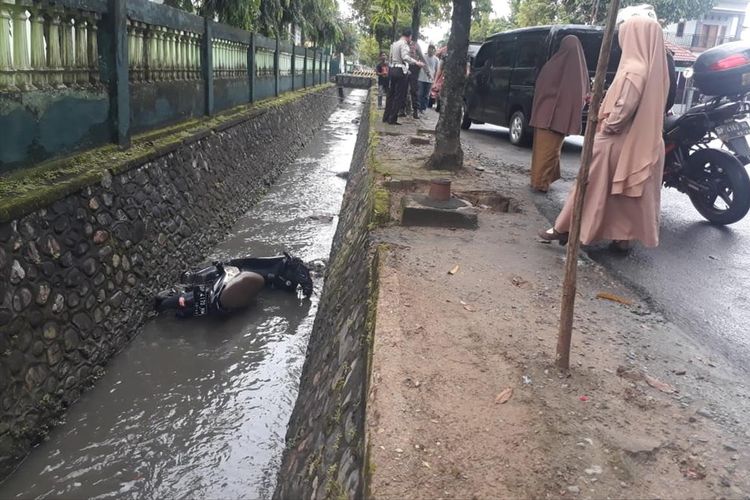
[0,0,332,172]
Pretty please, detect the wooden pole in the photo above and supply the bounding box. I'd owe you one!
[556,0,621,371]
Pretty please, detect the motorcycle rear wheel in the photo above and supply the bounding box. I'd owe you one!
[686,149,750,225]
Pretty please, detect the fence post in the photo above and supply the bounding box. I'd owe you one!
[291,42,295,90]
[110,0,130,147]
[274,34,279,97]
[248,34,254,102]
[311,48,316,85]
[203,18,213,115]
[303,48,307,88]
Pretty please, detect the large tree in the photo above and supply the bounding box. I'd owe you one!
[354,0,491,50]
[425,0,472,170]
[560,0,715,24]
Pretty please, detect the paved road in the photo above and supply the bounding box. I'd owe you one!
[463,123,750,372]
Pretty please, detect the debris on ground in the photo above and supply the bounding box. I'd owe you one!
[616,366,677,394]
[596,291,634,306]
[495,387,514,404]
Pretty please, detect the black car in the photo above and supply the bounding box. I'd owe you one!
[462,25,622,146]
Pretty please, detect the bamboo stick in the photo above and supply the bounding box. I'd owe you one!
[556,0,621,371]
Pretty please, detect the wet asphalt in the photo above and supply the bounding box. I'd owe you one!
[463,123,750,374]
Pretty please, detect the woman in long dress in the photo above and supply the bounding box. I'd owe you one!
[529,35,590,192]
[540,17,669,250]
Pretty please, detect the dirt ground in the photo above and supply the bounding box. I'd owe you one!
[365,109,750,499]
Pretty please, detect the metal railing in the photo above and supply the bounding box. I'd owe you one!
[0,0,332,170]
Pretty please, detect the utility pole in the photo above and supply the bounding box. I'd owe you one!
[556,0,620,371]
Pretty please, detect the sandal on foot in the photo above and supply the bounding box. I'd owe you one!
[538,228,568,246]
[609,240,632,253]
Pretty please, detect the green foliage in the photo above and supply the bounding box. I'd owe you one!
[368,0,413,42]
[200,0,262,32]
[171,0,348,45]
[470,16,515,41]
[506,0,715,27]
[515,0,567,27]
[300,0,344,44]
[336,22,360,56]
[358,35,381,65]
[351,0,492,48]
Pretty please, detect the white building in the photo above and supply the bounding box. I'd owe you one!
[664,0,748,52]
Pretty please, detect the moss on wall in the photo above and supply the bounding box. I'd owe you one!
[0,84,333,223]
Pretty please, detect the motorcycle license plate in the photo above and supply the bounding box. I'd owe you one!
[716,121,750,141]
[192,284,210,317]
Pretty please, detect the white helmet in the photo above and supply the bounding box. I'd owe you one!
[616,4,658,25]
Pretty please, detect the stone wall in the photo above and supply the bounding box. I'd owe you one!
[274,91,375,499]
[0,86,339,478]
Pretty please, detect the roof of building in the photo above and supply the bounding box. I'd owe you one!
[665,40,697,64]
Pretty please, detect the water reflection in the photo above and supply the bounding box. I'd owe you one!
[0,89,367,500]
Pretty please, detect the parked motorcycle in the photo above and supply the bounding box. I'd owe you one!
[663,95,750,225]
[662,41,750,225]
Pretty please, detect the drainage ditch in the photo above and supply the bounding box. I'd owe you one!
[0,90,369,500]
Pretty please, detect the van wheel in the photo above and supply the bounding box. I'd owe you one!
[509,110,531,146]
[461,105,472,130]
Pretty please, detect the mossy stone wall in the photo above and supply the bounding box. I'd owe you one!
[0,86,339,479]
[274,90,375,500]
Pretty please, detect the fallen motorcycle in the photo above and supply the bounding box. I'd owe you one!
[663,41,750,225]
[154,252,313,318]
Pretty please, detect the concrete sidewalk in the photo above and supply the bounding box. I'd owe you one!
[365,108,750,499]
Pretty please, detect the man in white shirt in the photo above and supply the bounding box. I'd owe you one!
[382,28,423,125]
[418,44,439,113]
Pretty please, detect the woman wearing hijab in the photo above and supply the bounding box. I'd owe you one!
[529,35,589,192]
[540,17,669,251]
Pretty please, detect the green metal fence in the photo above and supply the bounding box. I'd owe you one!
[0,0,332,171]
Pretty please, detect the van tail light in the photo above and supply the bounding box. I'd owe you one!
[709,54,750,71]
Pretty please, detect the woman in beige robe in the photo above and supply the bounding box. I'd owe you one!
[529,35,589,192]
[540,17,669,250]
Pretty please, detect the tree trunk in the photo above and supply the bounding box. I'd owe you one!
[411,0,422,41]
[425,0,472,170]
[391,6,398,42]
[589,0,600,24]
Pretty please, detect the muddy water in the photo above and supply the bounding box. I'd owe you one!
[0,89,367,500]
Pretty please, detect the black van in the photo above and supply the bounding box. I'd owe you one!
[462,25,622,145]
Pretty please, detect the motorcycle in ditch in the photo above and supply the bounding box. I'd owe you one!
[154,252,314,318]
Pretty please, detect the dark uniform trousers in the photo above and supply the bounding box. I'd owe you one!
[383,67,408,124]
[407,63,420,115]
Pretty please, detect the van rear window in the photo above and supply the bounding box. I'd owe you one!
[516,34,545,68]
[550,30,621,77]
